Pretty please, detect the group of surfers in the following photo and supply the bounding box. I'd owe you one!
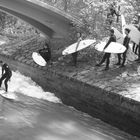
[0,6,140,93]
[73,24,140,71]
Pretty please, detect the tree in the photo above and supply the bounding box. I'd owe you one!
[0,11,17,32]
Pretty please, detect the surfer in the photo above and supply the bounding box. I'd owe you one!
[116,28,130,67]
[95,29,116,70]
[133,22,140,62]
[71,32,82,66]
[38,43,51,65]
[0,61,12,92]
[109,3,120,18]
[106,3,120,27]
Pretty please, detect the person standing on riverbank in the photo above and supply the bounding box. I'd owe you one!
[95,29,116,70]
[133,19,140,62]
[38,42,52,65]
[71,32,83,67]
[0,61,12,92]
[116,28,130,67]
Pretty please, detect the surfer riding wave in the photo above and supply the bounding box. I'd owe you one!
[0,61,12,92]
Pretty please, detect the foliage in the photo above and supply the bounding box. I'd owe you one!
[0,0,140,39]
[38,0,140,39]
[0,11,17,32]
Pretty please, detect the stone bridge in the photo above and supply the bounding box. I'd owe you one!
[0,0,81,38]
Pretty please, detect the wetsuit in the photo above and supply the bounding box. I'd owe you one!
[106,6,120,26]
[72,37,82,66]
[39,47,51,63]
[97,34,116,69]
[117,36,130,66]
[0,63,12,92]
[134,26,140,61]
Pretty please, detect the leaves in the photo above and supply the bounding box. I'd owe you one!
[0,0,139,39]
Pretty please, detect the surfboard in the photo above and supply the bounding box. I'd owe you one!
[121,15,126,37]
[124,24,140,45]
[32,52,47,66]
[112,27,124,44]
[62,39,96,55]
[0,90,17,100]
[94,41,126,53]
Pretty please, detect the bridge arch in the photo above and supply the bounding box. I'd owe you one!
[0,0,81,38]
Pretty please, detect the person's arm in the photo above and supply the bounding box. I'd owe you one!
[104,37,112,50]
[2,65,4,76]
[114,10,121,16]
[75,38,82,51]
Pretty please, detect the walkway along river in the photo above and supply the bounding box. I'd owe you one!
[0,69,139,140]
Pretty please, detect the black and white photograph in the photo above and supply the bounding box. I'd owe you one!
[0,0,140,139]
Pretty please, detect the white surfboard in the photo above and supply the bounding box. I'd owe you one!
[32,52,47,66]
[0,90,17,100]
[121,15,126,37]
[95,41,126,53]
[124,24,140,45]
[112,27,124,44]
[62,39,96,55]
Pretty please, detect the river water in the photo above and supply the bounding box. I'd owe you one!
[0,70,139,140]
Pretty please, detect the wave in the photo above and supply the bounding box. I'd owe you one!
[1,69,61,103]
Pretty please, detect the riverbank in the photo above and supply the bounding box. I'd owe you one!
[0,36,140,137]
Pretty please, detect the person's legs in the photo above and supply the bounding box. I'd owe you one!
[96,53,108,66]
[0,74,6,88]
[72,52,78,66]
[120,52,126,67]
[135,45,138,55]
[4,75,11,92]
[105,53,111,70]
[115,54,121,65]
[135,44,140,61]
[132,43,136,53]
[137,44,140,61]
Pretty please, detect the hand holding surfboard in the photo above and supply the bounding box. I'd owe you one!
[62,39,96,56]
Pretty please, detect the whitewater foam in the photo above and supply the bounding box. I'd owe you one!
[0,69,61,103]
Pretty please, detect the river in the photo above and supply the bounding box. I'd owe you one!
[0,70,139,140]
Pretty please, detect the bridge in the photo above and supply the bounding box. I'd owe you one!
[0,0,81,38]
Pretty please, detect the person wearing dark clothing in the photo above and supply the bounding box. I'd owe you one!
[132,42,137,55]
[0,61,12,92]
[96,29,116,70]
[132,42,140,59]
[133,24,140,62]
[72,52,78,66]
[106,3,120,26]
[116,28,130,67]
[134,43,140,62]
[116,5,121,23]
[106,13,114,26]
[109,5,118,17]
[39,43,51,64]
[71,32,82,66]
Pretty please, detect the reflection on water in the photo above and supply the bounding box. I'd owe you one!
[0,70,139,140]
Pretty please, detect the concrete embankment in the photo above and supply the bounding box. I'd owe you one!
[0,36,140,137]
